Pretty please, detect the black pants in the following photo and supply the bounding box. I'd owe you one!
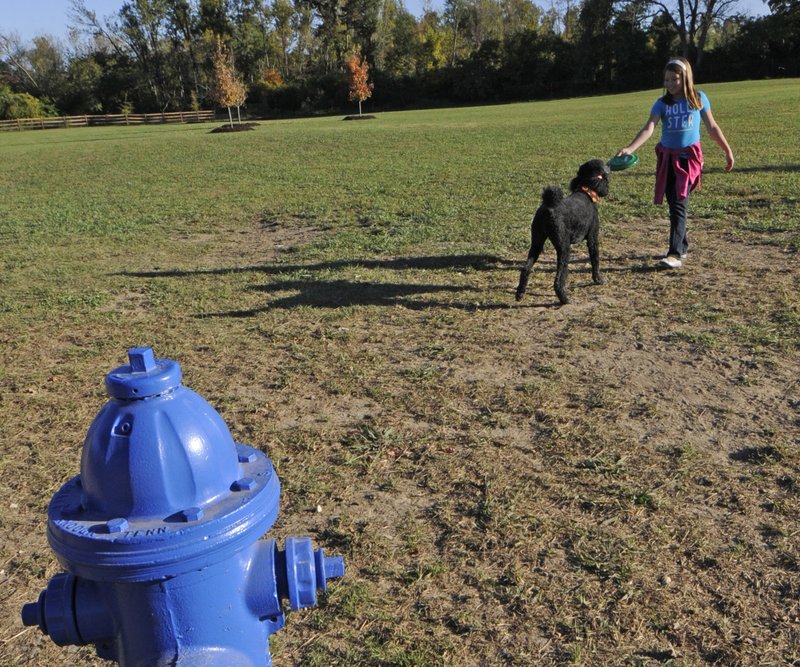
[665,157,690,257]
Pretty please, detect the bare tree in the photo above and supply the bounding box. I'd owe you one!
[68,0,129,58]
[629,0,741,67]
[0,32,40,90]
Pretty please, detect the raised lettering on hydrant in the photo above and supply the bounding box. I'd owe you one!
[21,347,344,666]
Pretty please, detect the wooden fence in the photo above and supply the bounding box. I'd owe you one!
[0,109,217,132]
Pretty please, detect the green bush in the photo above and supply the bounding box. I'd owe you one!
[0,85,55,120]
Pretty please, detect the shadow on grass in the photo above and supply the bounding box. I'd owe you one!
[527,254,668,275]
[704,163,800,174]
[616,163,800,178]
[119,253,669,316]
[197,279,518,317]
[117,254,519,279]
[729,446,783,464]
[118,254,522,316]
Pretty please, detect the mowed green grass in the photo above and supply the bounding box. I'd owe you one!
[2,78,797,247]
[0,79,798,667]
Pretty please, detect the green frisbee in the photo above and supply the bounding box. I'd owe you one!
[607,154,640,172]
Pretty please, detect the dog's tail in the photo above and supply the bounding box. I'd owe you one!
[541,186,564,209]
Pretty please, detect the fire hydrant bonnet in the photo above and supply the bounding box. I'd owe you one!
[50,347,281,582]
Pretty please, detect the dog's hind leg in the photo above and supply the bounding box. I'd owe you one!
[515,225,548,301]
[587,226,605,286]
[553,244,571,304]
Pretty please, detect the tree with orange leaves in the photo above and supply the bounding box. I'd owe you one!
[212,37,246,128]
[345,53,374,116]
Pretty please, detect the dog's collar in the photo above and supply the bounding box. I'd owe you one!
[580,186,599,203]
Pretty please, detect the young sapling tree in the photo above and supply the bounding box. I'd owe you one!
[212,37,246,128]
[346,53,374,116]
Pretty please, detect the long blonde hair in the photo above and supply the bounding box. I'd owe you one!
[663,56,701,109]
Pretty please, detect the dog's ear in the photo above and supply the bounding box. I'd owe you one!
[571,160,599,191]
[576,159,604,182]
[593,165,611,197]
[585,159,607,175]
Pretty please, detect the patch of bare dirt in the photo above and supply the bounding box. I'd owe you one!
[209,122,259,133]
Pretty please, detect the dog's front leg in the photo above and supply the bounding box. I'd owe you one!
[587,227,605,285]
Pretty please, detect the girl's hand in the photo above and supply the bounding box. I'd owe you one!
[724,152,735,172]
[616,148,632,157]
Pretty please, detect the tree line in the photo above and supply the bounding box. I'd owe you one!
[1,0,797,120]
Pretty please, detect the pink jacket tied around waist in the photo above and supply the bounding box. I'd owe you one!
[654,142,704,204]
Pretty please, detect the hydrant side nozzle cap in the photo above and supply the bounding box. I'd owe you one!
[105,347,182,400]
[21,599,43,630]
[314,548,344,594]
[324,555,345,580]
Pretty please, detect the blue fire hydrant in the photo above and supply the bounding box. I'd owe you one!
[21,347,344,666]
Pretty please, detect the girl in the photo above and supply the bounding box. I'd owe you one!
[617,56,735,268]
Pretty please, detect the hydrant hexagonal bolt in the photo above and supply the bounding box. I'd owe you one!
[21,347,344,666]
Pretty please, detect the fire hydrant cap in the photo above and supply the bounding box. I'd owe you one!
[47,348,284,583]
[105,347,182,400]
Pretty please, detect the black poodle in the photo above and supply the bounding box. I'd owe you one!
[515,159,610,305]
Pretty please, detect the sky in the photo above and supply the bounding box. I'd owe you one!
[1,0,771,43]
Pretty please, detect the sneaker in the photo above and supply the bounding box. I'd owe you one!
[680,253,688,259]
[659,255,682,268]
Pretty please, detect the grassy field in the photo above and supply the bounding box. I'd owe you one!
[0,78,798,666]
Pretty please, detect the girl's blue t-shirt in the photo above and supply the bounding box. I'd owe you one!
[652,90,710,149]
